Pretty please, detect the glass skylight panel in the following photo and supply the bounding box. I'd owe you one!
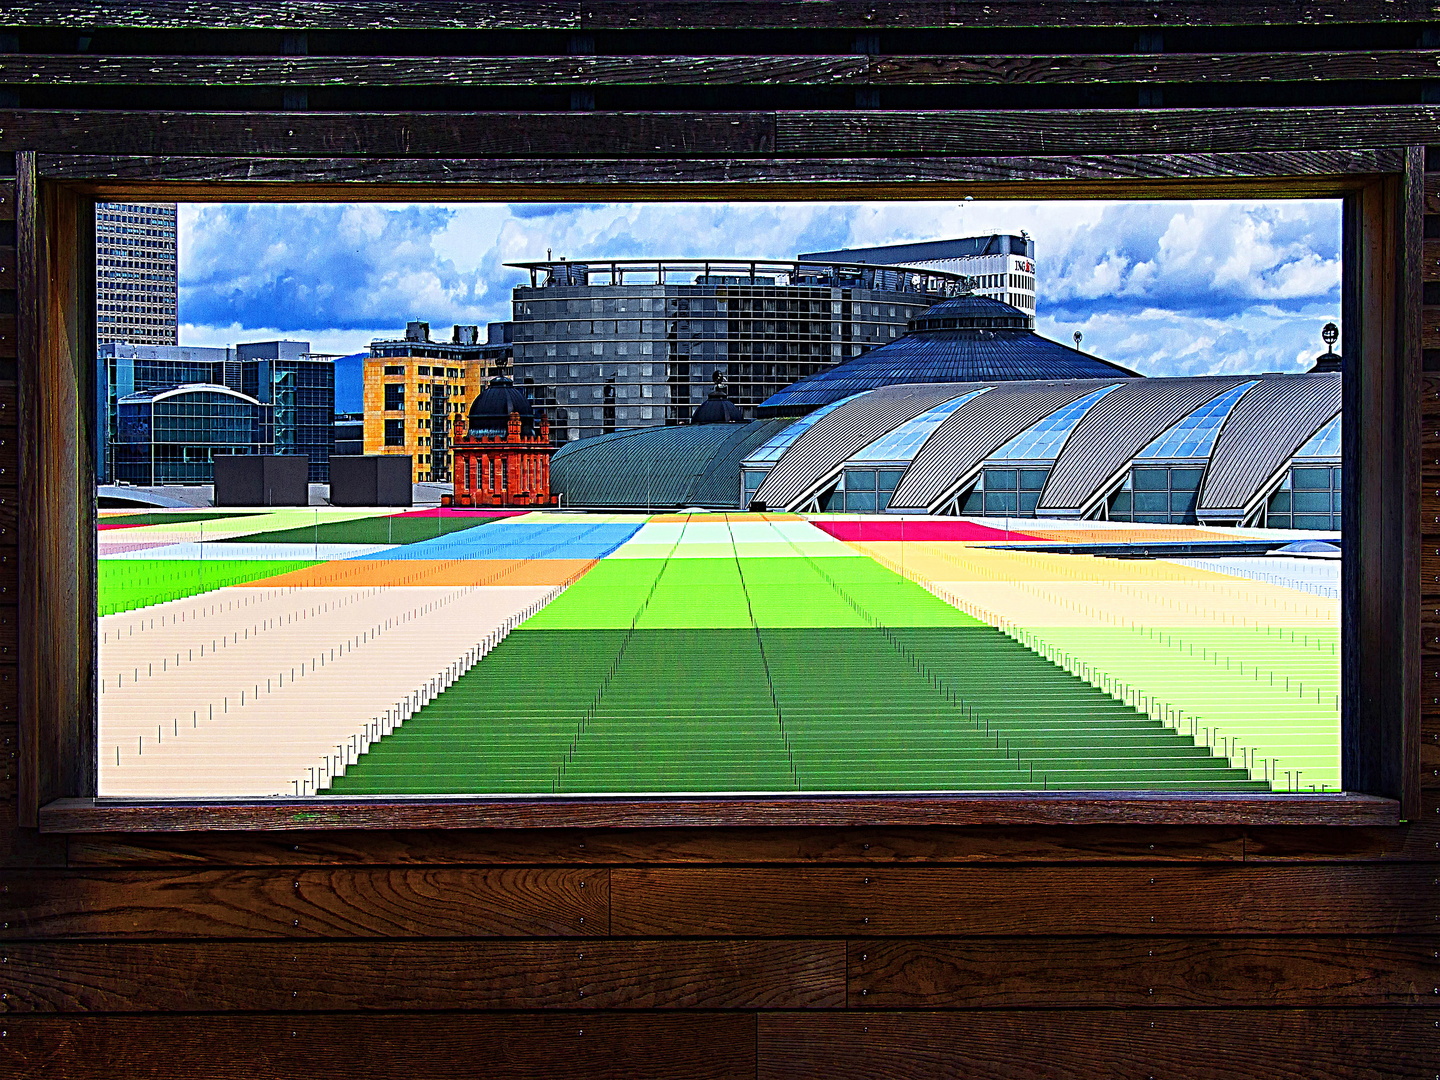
[743,392,866,464]
[1295,413,1341,458]
[849,390,990,463]
[987,385,1118,462]
[1136,381,1258,460]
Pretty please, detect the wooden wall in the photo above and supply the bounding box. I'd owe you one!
[2,4,1439,1075]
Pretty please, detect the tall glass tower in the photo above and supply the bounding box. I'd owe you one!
[95,202,179,346]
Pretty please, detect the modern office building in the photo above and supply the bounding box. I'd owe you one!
[96,202,179,347]
[97,342,235,483]
[97,339,335,484]
[506,257,968,441]
[232,340,335,482]
[800,235,1039,318]
[363,321,514,483]
[111,384,273,486]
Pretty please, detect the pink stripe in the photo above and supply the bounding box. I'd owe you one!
[810,519,1042,543]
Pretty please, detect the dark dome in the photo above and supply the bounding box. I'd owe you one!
[691,386,745,425]
[908,293,1035,331]
[468,375,535,434]
[757,294,1138,417]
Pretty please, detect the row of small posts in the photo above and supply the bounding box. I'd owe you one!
[297,583,568,797]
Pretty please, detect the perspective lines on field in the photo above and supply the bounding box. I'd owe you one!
[331,514,1265,797]
[96,508,1339,797]
[846,540,1340,792]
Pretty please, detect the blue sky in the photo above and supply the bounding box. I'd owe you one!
[177,199,1341,380]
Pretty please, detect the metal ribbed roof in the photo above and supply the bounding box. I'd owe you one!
[1038,376,1251,514]
[889,379,1127,511]
[753,383,963,510]
[757,326,1137,417]
[1198,374,1341,516]
[550,419,793,509]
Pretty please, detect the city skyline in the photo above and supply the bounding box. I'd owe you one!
[174,199,1342,379]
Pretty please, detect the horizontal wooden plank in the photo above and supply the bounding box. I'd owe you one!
[0,315,14,360]
[848,937,1439,1008]
[0,54,865,88]
[64,822,1246,866]
[1427,240,1440,281]
[610,866,1439,936]
[2,1013,757,1080]
[0,867,607,938]
[34,150,1399,205]
[0,939,843,1011]
[2,0,582,30]
[0,245,14,293]
[5,52,1440,89]
[36,792,1403,833]
[773,106,1440,155]
[2,0,1427,30]
[1427,172,1440,215]
[757,1010,1436,1080]
[1425,305,1440,351]
[3,108,1436,158]
[582,0,1440,29]
[870,51,1440,85]
[0,181,13,221]
[0,111,778,157]
[1162,790,1440,860]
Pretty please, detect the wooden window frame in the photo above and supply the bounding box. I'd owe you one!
[15,146,1421,832]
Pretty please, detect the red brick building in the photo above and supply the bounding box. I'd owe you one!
[447,375,558,508]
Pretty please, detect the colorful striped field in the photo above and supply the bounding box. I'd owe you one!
[96,506,1339,797]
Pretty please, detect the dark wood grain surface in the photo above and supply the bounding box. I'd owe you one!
[0,1013,760,1080]
[2,108,1438,158]
[0,939,846,1011]
[756,1011,1438,1080]
[610,866,1439,936]
[0,9,1435,1079]
[3,0,1432,30]
[4,52,1439,87]
[2,867,608,938]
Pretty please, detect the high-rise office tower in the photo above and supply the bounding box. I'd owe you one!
[96,202,179,346]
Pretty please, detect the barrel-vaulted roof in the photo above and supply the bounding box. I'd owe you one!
[1197,374,1341,518]
[888,379,1128,512]
[752,383,963,510]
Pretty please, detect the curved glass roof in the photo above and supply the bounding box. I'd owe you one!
[1135,381,1258,460]
[741,392,865,464]
[985,385,1119,462]
[848,389,991,463]
[1294,413,1341,458]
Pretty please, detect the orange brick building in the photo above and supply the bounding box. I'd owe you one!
[448,374,559,508]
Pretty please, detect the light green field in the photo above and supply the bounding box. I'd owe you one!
[99,559,318,615]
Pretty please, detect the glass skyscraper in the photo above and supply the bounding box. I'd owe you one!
[96,202,179,347]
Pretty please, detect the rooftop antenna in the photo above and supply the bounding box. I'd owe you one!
[546,247,552,260]
[1073,331,1083,350]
